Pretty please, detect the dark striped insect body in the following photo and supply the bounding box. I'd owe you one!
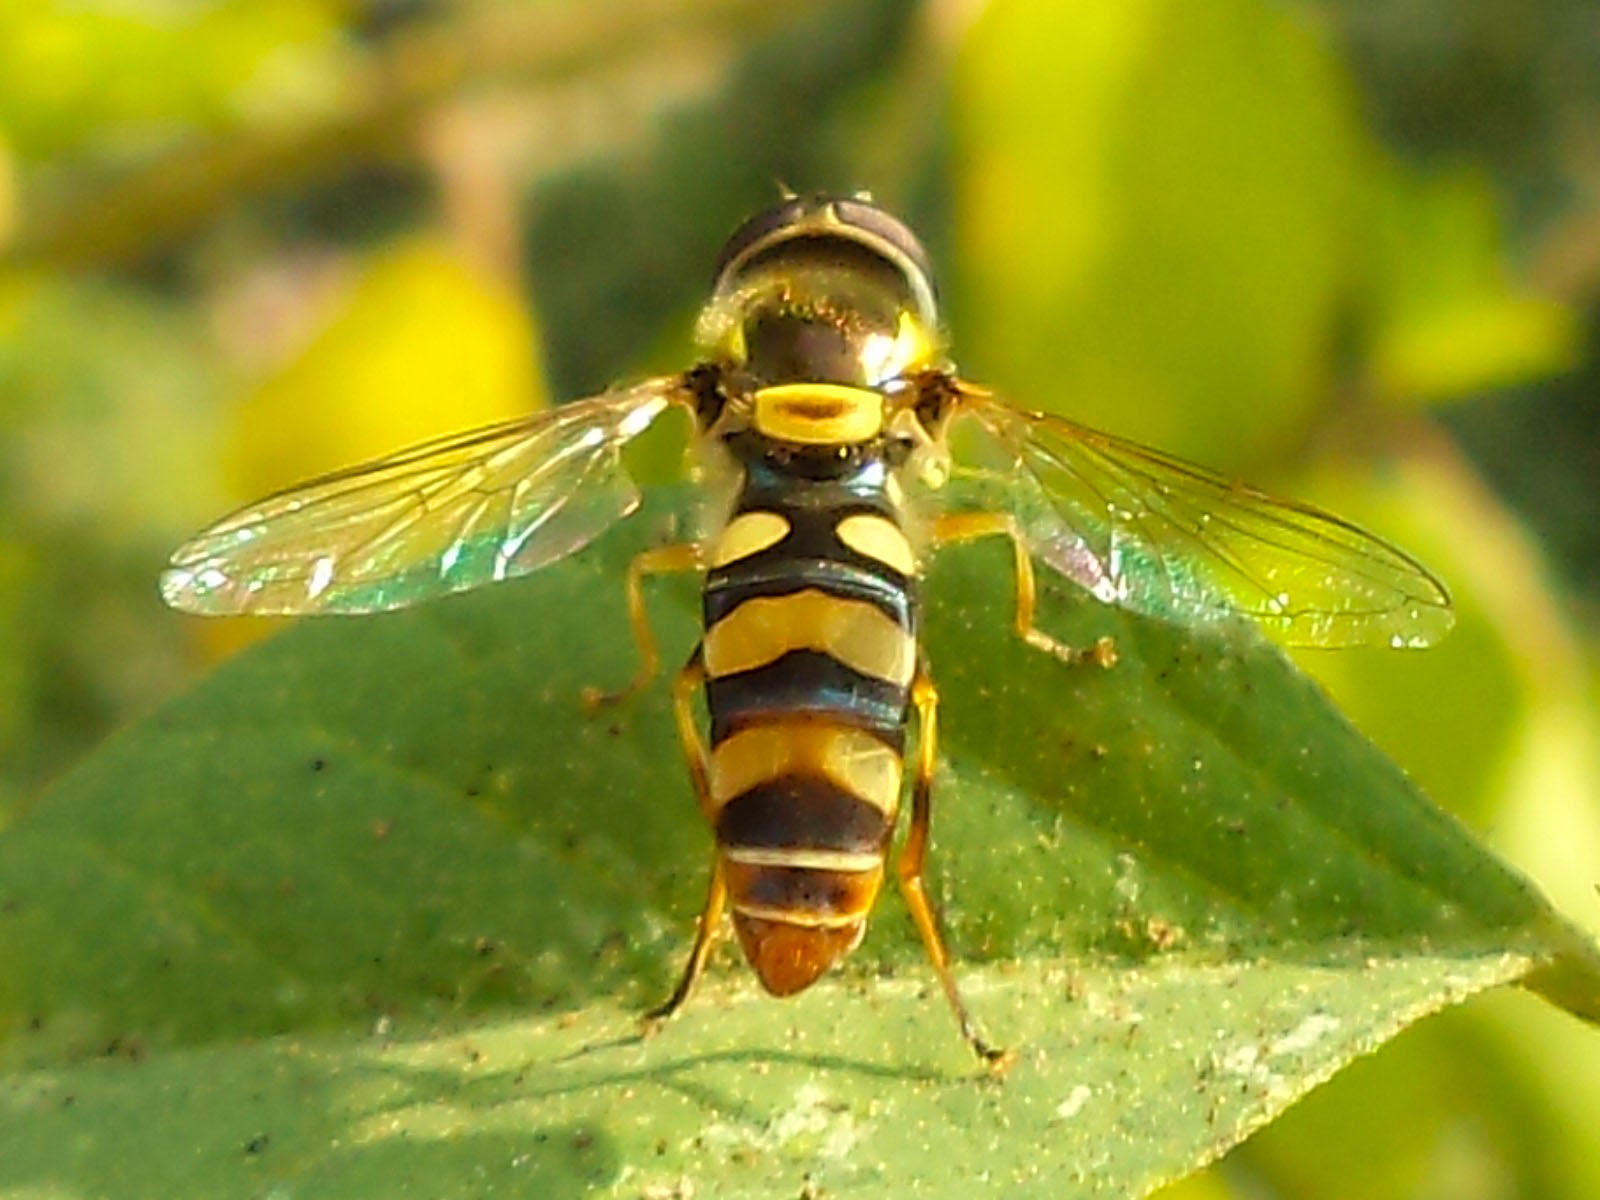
[703,420,919,998]
[163,195,1454,1064]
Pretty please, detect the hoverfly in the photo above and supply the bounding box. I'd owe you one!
[162,195,1452,1063]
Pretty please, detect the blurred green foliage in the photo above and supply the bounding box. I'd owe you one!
[0,0,1596,1195]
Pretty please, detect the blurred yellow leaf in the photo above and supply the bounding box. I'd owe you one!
[201,238,545,662]
[1473,990,1600,1200]
[0,132,13,248]
[1368,166,1578,402]
[0,0,342,154]
[1148,1166,1241,1200]
[952,0,1364,469]
[1377,293,1575,400]
[226,238,546,500]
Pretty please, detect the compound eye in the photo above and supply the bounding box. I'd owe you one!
[712,197,811,285]
[829,198,933,294]
[710,195,936,304]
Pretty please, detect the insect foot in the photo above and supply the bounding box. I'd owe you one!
[1025,630,1119,670]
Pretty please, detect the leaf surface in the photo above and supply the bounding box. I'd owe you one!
[1,498,1594,1197]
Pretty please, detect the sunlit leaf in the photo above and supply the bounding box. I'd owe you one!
[1,498,1594,1196]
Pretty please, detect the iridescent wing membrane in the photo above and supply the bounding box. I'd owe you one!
[161,377,689,616]
[951,387,1453,649]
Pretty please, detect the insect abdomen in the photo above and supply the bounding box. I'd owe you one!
[702,484,917,995]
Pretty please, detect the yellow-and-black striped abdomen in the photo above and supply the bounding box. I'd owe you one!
[701,461,919,995]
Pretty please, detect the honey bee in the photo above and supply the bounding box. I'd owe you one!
[163,195,1452,1062]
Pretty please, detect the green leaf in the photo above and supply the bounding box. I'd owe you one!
[0,956,1550,1199]
[2,497,1595,1197]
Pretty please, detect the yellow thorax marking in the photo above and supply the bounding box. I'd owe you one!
[712,511,791,567]
[703,588,914,685]
[836,513,916,575]
[753,383,884,445]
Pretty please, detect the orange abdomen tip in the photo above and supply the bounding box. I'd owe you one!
[733,915,866,996]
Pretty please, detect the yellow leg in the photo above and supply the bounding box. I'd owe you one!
[644,856,727,1027]
[672,647,715,821]
[929,512,1117,669]
[585,541,704,708]
[899,664,1011,1068]
[642,646,720,1030]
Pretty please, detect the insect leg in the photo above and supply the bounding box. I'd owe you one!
[644,856,727,1027]
[929,512,1116,668]
[671,645,715,820]
[640,645,722,1032]
[898,662,1011,1068]
[586,541,704,707]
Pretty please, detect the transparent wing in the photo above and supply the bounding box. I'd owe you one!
[950,386,1453,648]
[161,376,690,616]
